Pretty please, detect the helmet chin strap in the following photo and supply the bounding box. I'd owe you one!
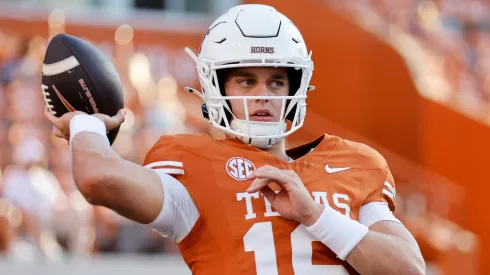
[230,119,287,148]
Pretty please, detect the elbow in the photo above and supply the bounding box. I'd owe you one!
[399,257,426,275]
[414,261,427,275]
[72,148,119,206]
[402,266,426,275]
[73,164,113,206]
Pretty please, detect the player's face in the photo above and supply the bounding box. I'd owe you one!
[223,67,289,122]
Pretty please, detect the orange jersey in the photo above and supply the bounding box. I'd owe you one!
[144,133,396,275]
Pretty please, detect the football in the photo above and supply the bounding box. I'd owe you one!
[41,33,124,144]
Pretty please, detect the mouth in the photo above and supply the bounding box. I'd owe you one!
[250,109,274,122]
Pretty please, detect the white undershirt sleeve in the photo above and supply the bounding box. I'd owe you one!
[147,170,199,243]
[359,201,401,227]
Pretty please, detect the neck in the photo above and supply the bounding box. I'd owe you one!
[225,134,290,161]
[260,139,289,161]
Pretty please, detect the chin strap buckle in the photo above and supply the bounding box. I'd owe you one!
[201,104,210,120]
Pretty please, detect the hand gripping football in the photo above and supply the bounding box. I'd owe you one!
[41,33,124,144]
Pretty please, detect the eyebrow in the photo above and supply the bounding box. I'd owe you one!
[228,70,255,78]
[270,73,288,81]
[228,70,289,80]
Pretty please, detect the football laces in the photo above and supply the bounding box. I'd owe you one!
[41,84,56,115]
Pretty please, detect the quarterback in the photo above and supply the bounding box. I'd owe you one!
[45,4,425,275]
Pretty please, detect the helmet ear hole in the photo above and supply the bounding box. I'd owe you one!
[199,63,211,76]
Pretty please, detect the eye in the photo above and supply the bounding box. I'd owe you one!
[238,79,254,87]
[270,80,285,89]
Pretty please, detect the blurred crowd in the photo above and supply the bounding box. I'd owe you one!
[329,0,490,105]
[0,30,208,260]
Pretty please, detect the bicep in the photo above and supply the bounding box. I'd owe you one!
[76,133,199,240]
[95,159,199,242]
[70,133,165,224]
[94,158,165,224]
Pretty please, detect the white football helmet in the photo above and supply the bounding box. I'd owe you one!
[185,4,314,148]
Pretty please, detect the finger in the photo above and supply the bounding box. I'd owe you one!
[52,126,67,139]
[248,165,279,179]
[44,106,51,116]
[96,109,126,131]
[250,169,295,188]
[107,110,125,130]
[117,109,126,123]
[260,186,278,204]
[247,177,275,193]
[44,107,62,128]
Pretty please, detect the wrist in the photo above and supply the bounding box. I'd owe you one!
[306,205,369,260]
[69,114,109,147]
[302,203,325,227]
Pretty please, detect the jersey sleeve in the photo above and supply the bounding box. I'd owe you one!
[361,159,397,212]
[143,135,199,243]
[144,135,185,176]
[359,201,400,227]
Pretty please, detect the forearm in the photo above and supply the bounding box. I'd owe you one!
[71,132,163,224]
[346,230,425,275]
[305,205,424,275]
[71,132,120,194]
[69,113,121,188]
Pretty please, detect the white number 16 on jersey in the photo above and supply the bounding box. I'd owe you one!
[243,222,348,275]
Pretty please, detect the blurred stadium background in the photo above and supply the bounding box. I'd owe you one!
[0,0,488,274]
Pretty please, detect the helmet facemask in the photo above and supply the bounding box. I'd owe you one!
[184,4,314,148]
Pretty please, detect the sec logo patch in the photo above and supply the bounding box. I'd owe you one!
[226,157,256,181]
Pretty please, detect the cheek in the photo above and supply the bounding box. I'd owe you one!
[279,86,290,97]
[269,100,287,118]
[224,84,248,120]
[229,99,245,120]
[272,89,289,108]
[271,99,283,110]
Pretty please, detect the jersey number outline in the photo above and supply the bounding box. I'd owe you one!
[243,222,349,275]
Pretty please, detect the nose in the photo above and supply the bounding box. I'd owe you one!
[253,81,269,103]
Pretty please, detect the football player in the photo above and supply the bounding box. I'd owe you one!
[45,4,425,275]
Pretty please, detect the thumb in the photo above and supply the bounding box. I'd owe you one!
[94,109,125,131]
[114,109,126,124]
[107,109,126,130]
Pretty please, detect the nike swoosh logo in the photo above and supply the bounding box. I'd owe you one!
[52,85,76,112]
[325,164,351,174]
